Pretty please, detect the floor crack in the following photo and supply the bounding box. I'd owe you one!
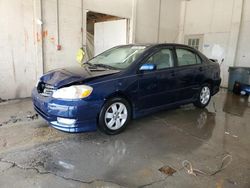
[138,176,168,188]
[0,158,124,186]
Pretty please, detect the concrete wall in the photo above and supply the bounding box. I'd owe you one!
[0,0,40,99]
[42,0,83,71]
[158,0,181,43]
[135,0,161,43]
[235,0,250,67]
[177,0,246,87]
[135,0,181,43]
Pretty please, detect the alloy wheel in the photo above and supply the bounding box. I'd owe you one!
[200,86,210,105]
[104,102,128,130]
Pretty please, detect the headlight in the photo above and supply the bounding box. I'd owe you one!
[52,85,93,99]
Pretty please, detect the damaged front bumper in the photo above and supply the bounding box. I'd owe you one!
[32,88,101,133]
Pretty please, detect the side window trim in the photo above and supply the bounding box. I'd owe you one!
[195,54,202,64]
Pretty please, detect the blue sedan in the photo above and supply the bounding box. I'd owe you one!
[32,44,221,134]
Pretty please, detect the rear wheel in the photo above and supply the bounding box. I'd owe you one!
[194,84,211,108]
[98,97,131,135]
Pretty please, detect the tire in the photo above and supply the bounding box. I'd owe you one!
[194,84,211,108]
[98,97,131,135]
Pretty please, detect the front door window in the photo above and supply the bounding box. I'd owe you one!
[145,49,174,70]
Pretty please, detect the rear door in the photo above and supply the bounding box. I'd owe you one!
[137,47,178,110]
[174,47,203,101]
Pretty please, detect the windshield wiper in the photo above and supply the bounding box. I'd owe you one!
[94,64,118,70]
[83,62,104,70]
[84,62,97,67]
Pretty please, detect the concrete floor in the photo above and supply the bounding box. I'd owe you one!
[0,89,250,188]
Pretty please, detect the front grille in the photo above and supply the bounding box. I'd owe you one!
[37,82,55,97]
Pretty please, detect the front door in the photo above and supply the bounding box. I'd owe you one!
[137,48,178,110]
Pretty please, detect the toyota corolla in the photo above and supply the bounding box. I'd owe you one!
[32,44,221,134]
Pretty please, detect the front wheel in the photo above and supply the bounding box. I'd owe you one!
[194,85,211,108]
[98,97,131,135]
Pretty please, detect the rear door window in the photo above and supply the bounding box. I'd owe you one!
[176,49,201,66]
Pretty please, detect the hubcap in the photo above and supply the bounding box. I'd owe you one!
[105,102,128,130]
[200,86,210,105]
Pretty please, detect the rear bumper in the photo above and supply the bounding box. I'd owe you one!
[212,79,221,95]
[32,88,103,133]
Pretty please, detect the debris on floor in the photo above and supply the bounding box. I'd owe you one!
[26,112,39,120]
[0,98,7,103]
[182,155,233,177]
[0,111,39,126]
[159,165,176,176]
[2,116,22,125]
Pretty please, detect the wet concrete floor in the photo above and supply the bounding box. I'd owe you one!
[0,89,250,188]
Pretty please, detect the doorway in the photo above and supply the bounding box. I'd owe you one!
[86,11,128,59]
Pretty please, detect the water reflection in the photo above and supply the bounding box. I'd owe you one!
[153,107,216,140]
[104,140,127,166]
[223,92,249,116]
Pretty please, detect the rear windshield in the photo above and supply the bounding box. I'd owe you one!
[88,46,147,70]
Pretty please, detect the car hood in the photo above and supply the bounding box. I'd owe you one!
[40,66,120,88]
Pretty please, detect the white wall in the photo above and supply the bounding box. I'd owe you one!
[235,0,250,67]
[0,0,39,99]
[42,0,82,71]
[177,0,244,87]
[158,0,181,43]
[135,0,160,43]
[135,0,181,43]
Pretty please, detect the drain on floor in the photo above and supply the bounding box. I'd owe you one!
[159,165,176,176]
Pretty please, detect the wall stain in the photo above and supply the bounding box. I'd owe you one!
[36,30,48,42]
[10,48,16,83]
[50,37,55,44]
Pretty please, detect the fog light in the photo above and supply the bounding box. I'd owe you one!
[57,117,76,125]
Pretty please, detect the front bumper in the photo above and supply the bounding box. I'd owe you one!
[32,88,103,133]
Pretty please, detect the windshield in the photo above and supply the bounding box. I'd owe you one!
[88,45,147,70]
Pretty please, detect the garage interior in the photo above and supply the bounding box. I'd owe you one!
[0,0,250,187]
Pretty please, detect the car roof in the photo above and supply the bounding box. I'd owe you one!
[117,43,193,49]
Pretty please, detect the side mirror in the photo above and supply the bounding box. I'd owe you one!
[139,64,156,71]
